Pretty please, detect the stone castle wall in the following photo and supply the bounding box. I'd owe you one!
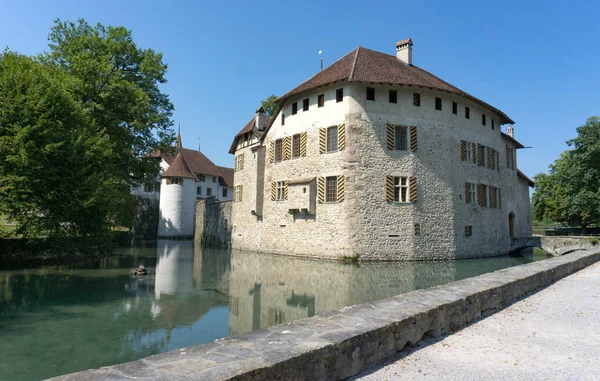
[194,198,232,247]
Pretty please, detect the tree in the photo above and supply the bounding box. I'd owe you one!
[0,19,174,239]
[531,117,600,231]
[261,94,278,116]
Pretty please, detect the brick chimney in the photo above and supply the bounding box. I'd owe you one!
[255,106,265,131]
[396,38,413,65]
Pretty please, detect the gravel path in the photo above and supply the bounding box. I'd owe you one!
[351,261,600,381]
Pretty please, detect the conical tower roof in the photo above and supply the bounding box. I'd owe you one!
[162,152,197,180]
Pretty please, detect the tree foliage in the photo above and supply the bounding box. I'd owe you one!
[0,19,174,239]
[532,117,600,229]
[260,94,278,116]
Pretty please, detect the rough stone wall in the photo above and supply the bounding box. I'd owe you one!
[231,82,532,260]
[194,198,232,247]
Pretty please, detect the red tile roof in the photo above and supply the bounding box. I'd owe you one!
[276,46,514,124]
[161,153,197,179]
[216,166,234,188]
[229,115,273,154]
[151,147,233,187]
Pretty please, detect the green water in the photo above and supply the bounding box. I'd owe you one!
[0,241,550,380]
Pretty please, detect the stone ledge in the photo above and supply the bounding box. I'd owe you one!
[53,248,600,381]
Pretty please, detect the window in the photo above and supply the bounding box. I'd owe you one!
[452,102,458,115]
[366,87,375,101]
[413,93,420,106]
[465,182,476,204]
[478,184,488,207]
[394,126,408,150]
[326,126,338,152]
[303,98,309,111]
[235,154,243,171]
[466,142,475,162]
[336,88,343,103]
[389,90,397,103]
[465,225,473,238]
[292,102,298,115]
[318,94,325,107]
[491,119,495,130]
[274,139,283,162]
[144,182,160,192]
[166,177,183,185]
[465,107,470,119]
[281,113,285,125]
[222,188,228,198]
[435,97,442,110]
[393,176,409,202]
[275,181,286,201]
[197,186,202,195]
[207,187,212,196]
[325,176,338,202]
[268,309,285,325]
[234,185,242,202]
[414,224,421,236]
[213,176,217,183]
[482,114,486,126]
[199,175,205,182]
[292,134,301,158]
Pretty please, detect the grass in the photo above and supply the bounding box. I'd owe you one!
[0,215,17,237]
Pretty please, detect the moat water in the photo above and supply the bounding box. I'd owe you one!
[0,241,550,380]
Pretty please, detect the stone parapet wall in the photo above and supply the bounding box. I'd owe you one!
[194,198,232,247]
[54,248,600,381]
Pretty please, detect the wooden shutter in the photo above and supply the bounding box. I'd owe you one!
[410,126,418,152]
[240,153,244,170]
[496,151,500,172]
[460,140,467,161]
[271,181,276,201]
[269,141,275,163]
[472,144,477,165]
[283,136,291,160]
[284,180,289,200]
[319,128,326,154]
[386,123,394,150]
[477,184,485,206]
[385,176,394,202]
[409,177,417,203]
[338,123,346,151]
[317,177,325,203]
[238,185,243,202]
[487,147,493,169]
[465,182,471,204]
[337,175,344,202]
[300,131,307,157]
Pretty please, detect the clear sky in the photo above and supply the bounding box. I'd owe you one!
[1,0,598,178]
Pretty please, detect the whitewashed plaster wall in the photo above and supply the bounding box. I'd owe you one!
[158,177,197,237]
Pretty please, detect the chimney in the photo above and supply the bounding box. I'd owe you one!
[506,125,514,138]
[255,106,265,131]
[395,38,413,65]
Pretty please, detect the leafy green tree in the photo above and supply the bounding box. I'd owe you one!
[0,52,133,238]
[532,117,600,231]
[261,94,278,116]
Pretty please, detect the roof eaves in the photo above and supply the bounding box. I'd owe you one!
[517,169,535,187]
[501,132,525,149]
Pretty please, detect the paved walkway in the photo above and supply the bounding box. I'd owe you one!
[352,261,600,381]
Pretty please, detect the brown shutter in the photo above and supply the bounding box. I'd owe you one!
[472,144,477,165]
[239,185,243,202]
[337,175,344,202]
[496,151,500,172]
[386,123,395,150]
[300,131,307,157]
[317,177,325,203]
[269,141,275,163]
[319,128,326,154]
[409,177,417,203]
[271,181,276,201]
[410,126,418,152]
[284,180,289,200]
[240,153,244,170]
[338,123,346,151]
[385,176,394,202]
[487,147,493,169]
[460,140,467,161]
[465,182,471,204]
[282,136,291,160]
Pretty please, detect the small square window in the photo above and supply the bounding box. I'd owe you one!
[435,97,442,110]
[482,114,486,126]
[303,98,309,111]
[393,176,409,202]
[207,187,212,196]
[197,186,202,195]
[414,224,421,236]
[465,225,473,238]
[275,181,286,201]
[336,88,343,103]
[292,102,298,115]
[389,90,397,104]
[452,102,457,115]
[222,188,227,198]
[366,87,375,101]
[199,175,205,182]
[465,107,470,119]
[318,94,325,107]
[413,93,420,107]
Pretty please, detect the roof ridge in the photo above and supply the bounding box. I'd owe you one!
[349,47,361,81]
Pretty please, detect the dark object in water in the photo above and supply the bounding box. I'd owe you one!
[130,265,147,276]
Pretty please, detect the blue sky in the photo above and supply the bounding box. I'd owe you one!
[1,0,598,178]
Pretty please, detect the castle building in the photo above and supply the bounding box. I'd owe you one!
[229,38,533,260]
[138,134,234,238]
